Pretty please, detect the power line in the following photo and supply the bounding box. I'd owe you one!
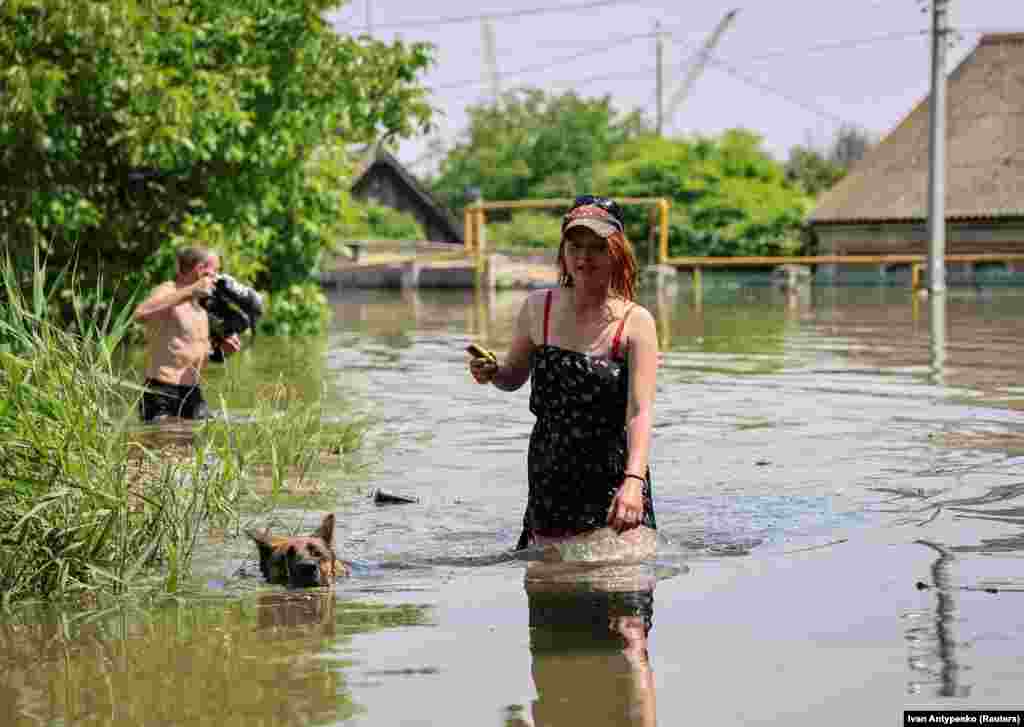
[723,30,929,63]
[440,29,944,104]
[343,0,640,33]
[447,65,660,104]
[449,55,860,129]
[702,56,855,126]
[643,30,932,121]
[549,66,659,90]
[430,31,657,92]
[435,25,947,132]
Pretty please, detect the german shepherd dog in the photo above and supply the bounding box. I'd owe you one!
[247,513,351,587]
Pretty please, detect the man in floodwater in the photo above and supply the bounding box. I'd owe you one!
[133,245,241,422]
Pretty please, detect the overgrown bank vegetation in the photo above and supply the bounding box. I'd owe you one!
[0,255,368,607]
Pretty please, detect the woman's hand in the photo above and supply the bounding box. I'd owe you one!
[469,357,499,385]
[607,478,645,533]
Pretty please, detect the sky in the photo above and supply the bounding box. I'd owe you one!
[326,0,1024,176]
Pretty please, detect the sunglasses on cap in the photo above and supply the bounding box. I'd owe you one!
[564,195,625,229]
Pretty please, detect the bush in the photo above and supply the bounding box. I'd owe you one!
[487,210,563,251]
[359,203,424,240]
[256,283,332,338]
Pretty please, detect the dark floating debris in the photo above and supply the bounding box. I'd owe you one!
[915,580,1000,594]
[373,489,418,505]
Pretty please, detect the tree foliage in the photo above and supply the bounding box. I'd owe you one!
[430,88,649,212]
[784,147,847,197]
[0,0,434,330]
[343,202,424,241]
[487,211,563,251]
[784,124,875,197]
[602,131,813,258]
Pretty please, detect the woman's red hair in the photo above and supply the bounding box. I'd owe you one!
[557,230,638,301]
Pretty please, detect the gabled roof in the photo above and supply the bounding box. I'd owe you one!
[810,33,1024,225]
[351,148,464,242]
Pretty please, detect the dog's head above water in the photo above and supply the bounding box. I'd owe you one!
[247,513,349,588]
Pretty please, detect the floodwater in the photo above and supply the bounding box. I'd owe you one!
[3,277,1024,726]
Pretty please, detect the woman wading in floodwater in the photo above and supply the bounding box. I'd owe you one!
[469,195,659,556]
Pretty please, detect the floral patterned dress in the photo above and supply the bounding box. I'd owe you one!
[516,291,656,549]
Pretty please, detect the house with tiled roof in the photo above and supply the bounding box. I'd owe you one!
[351,148,464,244]
[809,33,1024,284]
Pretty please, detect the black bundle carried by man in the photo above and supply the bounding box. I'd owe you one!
[198,274,263,361]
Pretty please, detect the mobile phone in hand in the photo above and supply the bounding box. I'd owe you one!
[466,343,497,363]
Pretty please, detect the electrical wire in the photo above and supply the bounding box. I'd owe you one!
[721,30,929,63]
[429,30,658,92]
[701,56,856,126]
[440,29,937,116]
[345,0,641,33]
[427,22,1009,138]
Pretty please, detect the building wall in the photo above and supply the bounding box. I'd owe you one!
[813,221,1024,284]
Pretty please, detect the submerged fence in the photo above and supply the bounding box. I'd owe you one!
[666,253,1024,291]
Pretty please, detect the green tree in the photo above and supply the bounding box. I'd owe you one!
[602,130,813,258]
[0,0,433,330]
[784,146,847,197]
[430,88,648,211]
[784,124,875,197]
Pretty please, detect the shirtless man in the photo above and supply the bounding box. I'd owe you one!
[134,246,241,422]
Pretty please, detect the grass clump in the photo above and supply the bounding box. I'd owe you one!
[200,378,371,500]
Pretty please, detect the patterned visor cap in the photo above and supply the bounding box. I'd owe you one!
[561,205,623,239]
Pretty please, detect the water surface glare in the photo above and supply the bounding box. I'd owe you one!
[3,283,1024,726]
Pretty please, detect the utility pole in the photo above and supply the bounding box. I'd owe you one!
[481,19,500,104]
[664,9,739,128]
[365,0,373,35]
[655,21,664,136]
[927,0,950,294]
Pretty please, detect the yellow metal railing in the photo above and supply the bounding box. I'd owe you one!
[665,253,1024,290]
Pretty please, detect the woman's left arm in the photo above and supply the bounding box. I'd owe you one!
[607,306,659,532]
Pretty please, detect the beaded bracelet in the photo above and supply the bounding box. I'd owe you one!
[623,472,646,485]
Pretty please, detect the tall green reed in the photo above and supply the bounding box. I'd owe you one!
[199,378,370,500]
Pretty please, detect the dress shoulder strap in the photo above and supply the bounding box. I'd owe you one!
[543,290,553,345]
[611,303,635,360]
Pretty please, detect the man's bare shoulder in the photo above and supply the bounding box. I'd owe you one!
[140,281,177,300]
[135,280,184,322]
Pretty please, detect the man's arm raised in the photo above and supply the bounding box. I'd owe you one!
[133,276,211,323]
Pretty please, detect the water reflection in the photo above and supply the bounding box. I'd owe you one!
[929,292,947,387]
[906,540,970,698]
[512,563,658,727]
[326,280,1024,410]
[0,594,431,727]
